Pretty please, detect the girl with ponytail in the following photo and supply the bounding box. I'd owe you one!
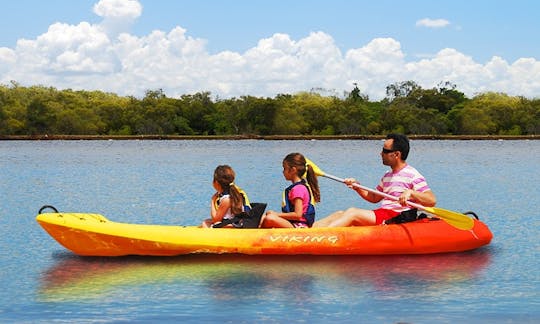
[259,153,321,228]
[201,165,251,228]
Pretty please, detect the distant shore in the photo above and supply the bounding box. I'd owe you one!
[1,134,539,141]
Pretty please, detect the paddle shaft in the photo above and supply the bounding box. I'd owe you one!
[321,173,427,211]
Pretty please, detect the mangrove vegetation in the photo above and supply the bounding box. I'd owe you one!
[1,81,539,136]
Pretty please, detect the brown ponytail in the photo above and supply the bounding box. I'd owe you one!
[306,164,320,203]
[283,153,321,203]
[228,184,245,215]
[214,165,245,215]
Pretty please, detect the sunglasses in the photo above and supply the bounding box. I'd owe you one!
[382,148,396,154]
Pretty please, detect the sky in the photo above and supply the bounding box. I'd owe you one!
[0,0,539,100]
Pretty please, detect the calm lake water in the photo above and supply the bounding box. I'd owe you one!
[1,139,538,323]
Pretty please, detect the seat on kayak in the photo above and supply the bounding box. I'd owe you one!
[211,202,267,229]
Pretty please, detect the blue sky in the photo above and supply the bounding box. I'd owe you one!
[1,0,539,100]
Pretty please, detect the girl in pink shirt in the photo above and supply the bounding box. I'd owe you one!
[259,153,320,228]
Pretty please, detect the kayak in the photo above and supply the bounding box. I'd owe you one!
[36,209,493,256]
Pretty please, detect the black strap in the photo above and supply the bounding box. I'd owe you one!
[38,205,59,214]
[384,209,421,224]
[211,203,267,228]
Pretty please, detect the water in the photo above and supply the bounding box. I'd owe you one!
[1,139,538,323]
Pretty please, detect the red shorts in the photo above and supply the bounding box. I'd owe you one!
[373,208,400,225]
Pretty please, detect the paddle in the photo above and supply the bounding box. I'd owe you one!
[306,158,474,230]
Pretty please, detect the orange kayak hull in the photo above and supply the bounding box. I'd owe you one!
[36,212,493,256]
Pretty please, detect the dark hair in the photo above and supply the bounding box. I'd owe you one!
[283,153,321,203]
[214,165,245,215]
[387,133,410,160]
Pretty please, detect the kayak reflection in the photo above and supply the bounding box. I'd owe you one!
[39,250,492,302]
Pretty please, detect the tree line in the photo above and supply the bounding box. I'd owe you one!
[1,80,539,136]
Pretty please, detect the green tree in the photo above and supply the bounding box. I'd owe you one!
[177,92,216,135]
[273,94,307,134]
[436,81,467,113]
[381,102,449,134]
[387,81,466,114]
[288,92,336,135]
[458,92,526,135]
[26,99,56,135]
[97,103,129,134]
[245,96,278,135]
[452,104,496,135]
[385,80,420,102]
[515,97,540,134]
[346,83,369,102]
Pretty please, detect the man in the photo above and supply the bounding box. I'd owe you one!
[313,133,436,227]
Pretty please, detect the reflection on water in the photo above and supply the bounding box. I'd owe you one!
[40,250,492,302]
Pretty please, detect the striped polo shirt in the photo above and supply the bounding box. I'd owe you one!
[376,164,431,212]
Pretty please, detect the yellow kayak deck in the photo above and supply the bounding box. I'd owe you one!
[36,212,493,256]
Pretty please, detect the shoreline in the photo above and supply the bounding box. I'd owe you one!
[1,134,539,141]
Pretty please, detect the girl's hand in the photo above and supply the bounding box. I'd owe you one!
[259,210,277,227]
[265,210,279,218]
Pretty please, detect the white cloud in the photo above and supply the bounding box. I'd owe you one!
[94,0,142,38]
[1,0,539,101]
[93,0,142,19]
[416,18,450,28]
[344,38,407,98]
[0,47,16,72]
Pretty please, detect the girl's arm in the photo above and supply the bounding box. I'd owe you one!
[289,197,305,220]
[210,193,218,218]
[210,195,231,222]
[268,198,304,221]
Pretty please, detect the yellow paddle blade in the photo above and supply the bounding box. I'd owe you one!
[305,158,326,177]
[423,207,475,230]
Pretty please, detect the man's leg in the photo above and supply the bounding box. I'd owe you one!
[326,208,377,227]
[312,210,344,227]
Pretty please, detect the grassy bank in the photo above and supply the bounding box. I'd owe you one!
[1,134,539,141]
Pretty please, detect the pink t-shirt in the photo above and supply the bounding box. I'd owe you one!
[376,164,430,212]
[288,184,310,214]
